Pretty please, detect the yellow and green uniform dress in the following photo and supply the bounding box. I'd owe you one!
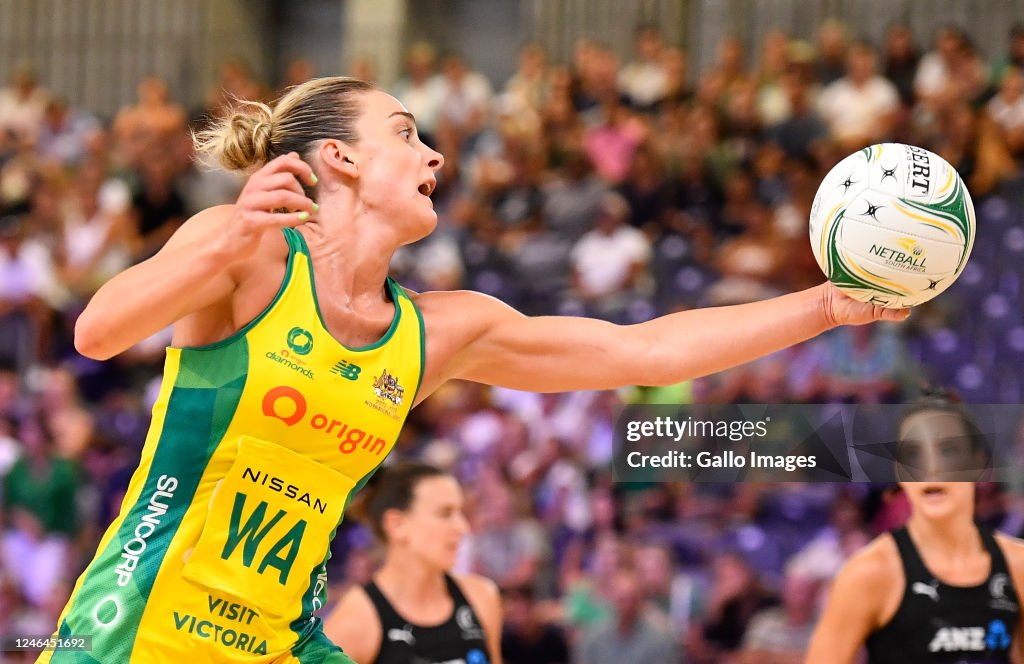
[41,228,424,663]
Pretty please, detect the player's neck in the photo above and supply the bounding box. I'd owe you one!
[298,204,397,306]
[376,551,447,604]
[906,512,980,557]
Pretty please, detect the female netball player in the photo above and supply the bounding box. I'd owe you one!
[47,77,907,663]
[323,462,501,664]
[805,398,1024,664]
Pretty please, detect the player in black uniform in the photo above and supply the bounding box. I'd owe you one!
[325,462,502,664]
[806,397,1024,663]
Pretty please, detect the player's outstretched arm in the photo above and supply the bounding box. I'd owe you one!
[421,282,908,395]
[75,153,317,360]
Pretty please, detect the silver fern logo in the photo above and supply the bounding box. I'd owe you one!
[457,606,483,640]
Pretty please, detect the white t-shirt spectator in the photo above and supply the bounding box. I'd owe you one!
[392,75,446,136]
[0,237,66,308]
[64,179,134,290]
[988,92,1024,133]
[914,52,951,100]
[818,76,899,142]
[571,226,651,297]
[0,431,20,475]
[36,109,100,166]
[0,86,48,141]
[438,72,493,130]
[618,61,668,108]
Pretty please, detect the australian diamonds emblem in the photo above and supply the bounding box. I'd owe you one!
[373,370,405,406]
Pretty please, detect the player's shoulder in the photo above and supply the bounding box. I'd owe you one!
[819,532,904,626]
[331,583,378,622]
[993,531,1024,569]
[409,289,522,339]
[838,532,903,588]
[451,573,502,638]
[186,203,247,228]
[162,204,234,246]
[344,582,377,609]
[410,289,512,315]
[991,531,1024,608]
[452,573,501,611]
[453,573,500,600]
[323,583,383,663]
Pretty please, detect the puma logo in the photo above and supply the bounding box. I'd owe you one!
[913,581,940,602]
[387,626,415,645]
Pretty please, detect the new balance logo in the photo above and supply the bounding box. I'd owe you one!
[330,360,361,381]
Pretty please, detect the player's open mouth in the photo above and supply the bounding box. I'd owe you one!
[418,178,436,197]
[922,485,947,497]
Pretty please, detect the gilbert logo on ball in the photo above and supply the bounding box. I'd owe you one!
[808,143,975,308]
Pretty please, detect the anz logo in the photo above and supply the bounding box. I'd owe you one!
[927,620,1012,653]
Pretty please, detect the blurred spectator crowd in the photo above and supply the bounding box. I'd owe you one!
[2,18,1024,663]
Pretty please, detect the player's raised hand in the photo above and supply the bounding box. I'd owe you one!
[219,152,319,263]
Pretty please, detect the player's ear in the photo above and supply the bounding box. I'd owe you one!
[381,507,405,542]
[319,139,359,179]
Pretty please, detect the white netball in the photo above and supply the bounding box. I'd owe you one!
[808,143,976,308]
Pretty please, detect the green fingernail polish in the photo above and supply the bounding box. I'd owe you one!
[312,203,320,212]
[311,173,318,184]
[298,211,309,221]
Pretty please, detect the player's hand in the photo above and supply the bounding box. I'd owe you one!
[216,152,318,263]
[818,281,911,327]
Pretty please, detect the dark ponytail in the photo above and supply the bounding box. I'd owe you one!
[350,462,448,541]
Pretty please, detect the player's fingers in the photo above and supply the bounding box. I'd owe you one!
[242,209,312,230]
[242,190,316,216]
[254,171,307,197]
[878,306,911,322]
[258,152,317,187]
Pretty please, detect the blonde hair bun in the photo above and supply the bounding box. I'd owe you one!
[194,99,274,171]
